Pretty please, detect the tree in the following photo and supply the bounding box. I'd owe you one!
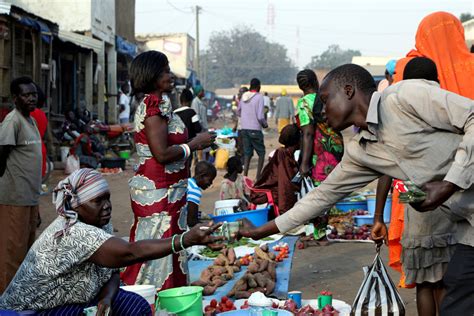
[306,45,361,70]
[200,26,297,90]
[460,12,473,23]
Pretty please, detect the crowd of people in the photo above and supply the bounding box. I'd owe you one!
[0,10,472,316]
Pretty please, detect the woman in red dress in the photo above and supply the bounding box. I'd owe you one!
[121,51,215,290]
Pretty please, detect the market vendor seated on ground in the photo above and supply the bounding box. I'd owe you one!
[71,122,105,169]
[0,168,222,315]
[187,161,217,227]
[250,124,301,217]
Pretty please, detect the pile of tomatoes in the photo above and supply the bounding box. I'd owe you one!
[238,254,253,266]
[204,297,236,314]
[273,243,290,262]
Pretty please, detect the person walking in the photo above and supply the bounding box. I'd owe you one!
[121,51,215,291]
[118,82,131,124]
[0,77,42,294]
[274,88,295,134]
[238,78,267,180]
[191,85,208,131]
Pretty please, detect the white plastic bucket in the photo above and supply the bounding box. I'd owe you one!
[214,199,240,215]
[60,146,70,163]
[121,285,156,312]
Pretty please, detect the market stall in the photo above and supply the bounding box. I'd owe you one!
[189,235,298,301]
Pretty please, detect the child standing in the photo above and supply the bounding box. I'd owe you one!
[186,161,217,227]
[220,156,247,201]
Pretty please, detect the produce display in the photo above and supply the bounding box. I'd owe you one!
[204,297,237,314]
[199,238,259,258]
[227,244,280,299]
[327,225,372,241]
[191,248,241,295]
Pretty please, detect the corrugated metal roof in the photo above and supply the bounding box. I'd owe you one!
[58,30,103,53]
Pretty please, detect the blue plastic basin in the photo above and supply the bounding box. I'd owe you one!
[334,201,367,213]
[210,208,269,227]
[353,215,374,226]
[366,196,392,223]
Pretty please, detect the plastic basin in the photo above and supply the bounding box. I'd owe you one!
[334,201,367,213]
[353,215,374,226]
[366,195,392,223]
[214,199,240,215]
[118,150,131,160]
[210,208,269,227]
[157,286,203,316]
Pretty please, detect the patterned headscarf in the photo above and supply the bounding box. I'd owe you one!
[53,168,110,238]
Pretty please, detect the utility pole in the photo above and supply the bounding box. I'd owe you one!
[195,5,202,78]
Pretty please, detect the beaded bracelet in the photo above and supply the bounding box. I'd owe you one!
[179,231,188,251]
[171,234,178,254]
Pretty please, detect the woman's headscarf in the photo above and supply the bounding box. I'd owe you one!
[53,168,109,238]
[394,12,474,98]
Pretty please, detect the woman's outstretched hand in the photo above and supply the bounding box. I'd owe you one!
[183,221,223,247]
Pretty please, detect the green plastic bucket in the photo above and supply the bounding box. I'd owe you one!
[157,286,203,316]
[118,150,131,160]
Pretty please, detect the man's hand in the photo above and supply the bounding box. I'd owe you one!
[237,218,258,240]
[371,220,388,245]
[96,298,112,316]
[410,181,459,212]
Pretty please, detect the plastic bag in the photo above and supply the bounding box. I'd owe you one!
[297,176,315,200]
[64,154,80,175]
[351,247,405,316]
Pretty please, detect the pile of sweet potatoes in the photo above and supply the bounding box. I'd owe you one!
[227,244,277,299]
[191,248,241,295]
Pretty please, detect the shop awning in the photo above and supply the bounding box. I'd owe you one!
[116,35,137,58]
[19,17,52,43]
[58,30,103,53]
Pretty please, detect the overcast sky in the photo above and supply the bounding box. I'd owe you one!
[136,0,474,68]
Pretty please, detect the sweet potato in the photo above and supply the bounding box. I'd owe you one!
[212,266,228,275]
[267,261,277,280]
[203,284,218,296]
[265,279,275,295]
[232,265,241,272]
[215,254,230,266]
[222,273,233,281]
[268,252,276,260]
[191,279,208,287]
[261,271,272,280]
[235,291,252,299]
[247,274,258,288]
[258,260,269,272]
[228,278,248,297]
[260,244,269,252]
[211,278,226,287]
[254,247,272,261]
[227,247,236,265]
[221,248,228,257]
[254,273,267,288]
[248,262,259,274]
[200,268,213,283]
[225,265,235,278]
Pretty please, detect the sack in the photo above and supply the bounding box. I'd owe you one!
[65,154,80,175]
[351,249,405,316]
[297,176,315,200]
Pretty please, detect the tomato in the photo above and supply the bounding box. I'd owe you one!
[226,300,234,308]
[221,296,229,303]
[210,299,218,307]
